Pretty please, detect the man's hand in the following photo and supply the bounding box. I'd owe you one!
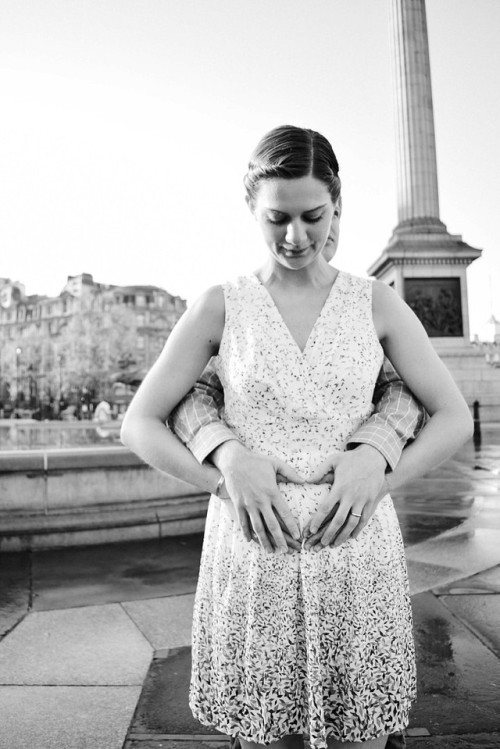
[210,440,302,553]
[303,445,390,550]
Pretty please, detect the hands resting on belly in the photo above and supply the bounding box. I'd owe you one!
[209,441,391,553]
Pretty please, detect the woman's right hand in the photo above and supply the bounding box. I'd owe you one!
[210,440,303,553]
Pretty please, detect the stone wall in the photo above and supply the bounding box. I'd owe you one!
[436,345,500,423]
[0,447,208,551]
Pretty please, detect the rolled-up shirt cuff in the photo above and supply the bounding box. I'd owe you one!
[346,428,403,471]
[188,423,241,464]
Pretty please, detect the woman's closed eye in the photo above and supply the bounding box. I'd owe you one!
[267,213,324,225]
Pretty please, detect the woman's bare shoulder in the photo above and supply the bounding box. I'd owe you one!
[180,284,226,346]
[371,279,416,341]
[189,284,225,316]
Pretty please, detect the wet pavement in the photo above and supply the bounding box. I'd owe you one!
[1,429,500,748]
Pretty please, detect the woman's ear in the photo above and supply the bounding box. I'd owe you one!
[245,194,255,215]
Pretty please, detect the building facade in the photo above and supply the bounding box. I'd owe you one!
[0,273,186,414]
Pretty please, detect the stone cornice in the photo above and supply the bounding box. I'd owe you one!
[368,231,482,277]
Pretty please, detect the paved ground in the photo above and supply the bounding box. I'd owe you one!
[1,428,500,748]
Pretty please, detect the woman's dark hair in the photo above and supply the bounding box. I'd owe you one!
[244,125,341,207]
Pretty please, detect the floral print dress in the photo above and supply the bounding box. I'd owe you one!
[189,271,416,747]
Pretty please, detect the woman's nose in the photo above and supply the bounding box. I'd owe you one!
[285,221,307,246]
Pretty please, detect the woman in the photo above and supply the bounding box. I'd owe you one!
[121,125,472,749]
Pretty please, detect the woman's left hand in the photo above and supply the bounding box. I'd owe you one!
[303,445,390,549]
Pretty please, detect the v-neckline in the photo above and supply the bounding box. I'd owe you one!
[251,271,343,356]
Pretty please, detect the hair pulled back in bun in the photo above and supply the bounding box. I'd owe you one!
[244,125,341,208]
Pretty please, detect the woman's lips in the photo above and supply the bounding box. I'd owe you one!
[281,245,310,256]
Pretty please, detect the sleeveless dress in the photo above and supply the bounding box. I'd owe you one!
[189,271,416,747]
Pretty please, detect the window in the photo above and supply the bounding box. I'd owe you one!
[137,336,144,350]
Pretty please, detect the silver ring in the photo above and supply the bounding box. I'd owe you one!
[350,512,362,518]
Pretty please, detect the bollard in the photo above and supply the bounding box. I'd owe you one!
[473,400,481,447]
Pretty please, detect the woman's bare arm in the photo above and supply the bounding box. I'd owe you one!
[372,280,473,490]
[120,286,225,494]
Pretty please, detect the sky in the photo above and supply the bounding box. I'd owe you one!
[1,0,499,337]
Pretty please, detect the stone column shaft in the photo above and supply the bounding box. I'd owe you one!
[391,0,441,225]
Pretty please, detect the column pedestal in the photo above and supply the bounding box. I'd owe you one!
[369,221,481,345]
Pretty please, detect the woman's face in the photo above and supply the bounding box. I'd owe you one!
[250,175,340,270]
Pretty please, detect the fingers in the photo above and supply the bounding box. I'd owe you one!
[304,496,340,537]
[247,511,293,554]
[308,453,342,483]
[282,531,302,551]
[273,508,302,551]
[351,511,369,540]
[323,512,360,548]
[307,459,334,484]
[274,459,304,484]
[305,506,367,550]
[249,514,274,553]
[244,505,302,554]
[303,504,338,547]
[261,508,289,553]
[272,496,301,540]
[249,527,300,552]
[236,506,252,542]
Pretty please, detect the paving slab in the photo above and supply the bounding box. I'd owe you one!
[410,592,500,735]
[395,509,465,547]
[0,603,152,685]
[0,551,30,639]
[32,534,203,611]
[123,594,195,650]
[406,560,461,596]
[125,741,229,749]
[405,527,500,594]
[123,734,500,749]
[432,563,500,595]
[440,594,500,657]
[128,647,220,736]
[0,685,141,749]
[405,734,500,748]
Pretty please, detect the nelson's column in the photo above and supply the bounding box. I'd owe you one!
[369,0,499,420]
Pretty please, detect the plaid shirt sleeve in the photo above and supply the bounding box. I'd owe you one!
[169,358,240,464]
[172,356,427,470]
[346,357,427,470]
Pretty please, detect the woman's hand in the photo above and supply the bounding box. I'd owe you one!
[303,445,390,550]
[210,440,303,553]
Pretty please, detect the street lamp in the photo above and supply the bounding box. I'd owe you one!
[15,347,22,406]
[57,353,64,405]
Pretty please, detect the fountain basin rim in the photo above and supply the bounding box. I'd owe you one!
[0,445,144,472]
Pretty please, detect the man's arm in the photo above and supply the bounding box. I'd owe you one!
[170,359,303,552]
[346,357,427,471]
[169,358,239,464]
